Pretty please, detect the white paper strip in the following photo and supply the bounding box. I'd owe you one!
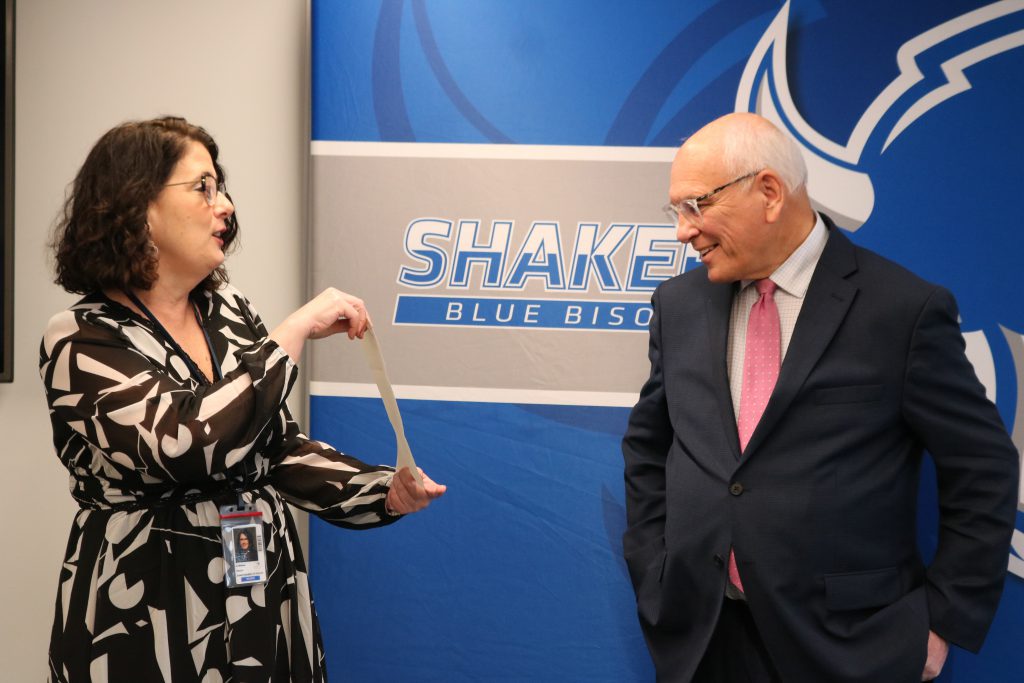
[360,328,424,485]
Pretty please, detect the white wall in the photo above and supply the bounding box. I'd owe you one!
[0,1,308,678]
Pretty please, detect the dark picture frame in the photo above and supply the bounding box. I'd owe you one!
[1,0,13,382]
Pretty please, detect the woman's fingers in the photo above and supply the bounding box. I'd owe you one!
[386,467,447,514]
[306,288,369,340]
[418,469,447,499]
[269,288,371,361]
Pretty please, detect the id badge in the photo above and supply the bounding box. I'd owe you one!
[219,504,268,587]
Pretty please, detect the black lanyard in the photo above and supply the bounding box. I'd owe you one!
[125,290,223,384]
[124,290,254,506]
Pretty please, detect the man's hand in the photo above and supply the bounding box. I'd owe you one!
[922,630,948,681]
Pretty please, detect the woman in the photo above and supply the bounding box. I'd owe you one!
[41,116,445,682]
[234,530,257,564]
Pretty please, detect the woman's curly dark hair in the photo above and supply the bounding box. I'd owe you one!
[51,116,240,295]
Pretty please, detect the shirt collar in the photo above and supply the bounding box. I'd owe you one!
[740,213,827,299]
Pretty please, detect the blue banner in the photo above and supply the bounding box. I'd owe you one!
[310,1,1024,680]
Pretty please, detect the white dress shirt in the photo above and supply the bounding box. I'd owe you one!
[727,214,828,418]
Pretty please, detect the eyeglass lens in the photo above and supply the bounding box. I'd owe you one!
[201,175,225,206]
[664,201,701,226]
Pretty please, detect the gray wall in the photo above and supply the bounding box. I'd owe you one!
[0,1,308,678]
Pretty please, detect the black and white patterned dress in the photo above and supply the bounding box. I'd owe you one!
[40,285,398,683]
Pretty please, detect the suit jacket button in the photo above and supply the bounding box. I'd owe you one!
[729,482,744,496]
[713,554,725,567]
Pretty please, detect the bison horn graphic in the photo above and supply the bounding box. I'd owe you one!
[735,0,1024,231]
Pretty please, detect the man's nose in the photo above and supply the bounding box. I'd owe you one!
[676,220,699,244]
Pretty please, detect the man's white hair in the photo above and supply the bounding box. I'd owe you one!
[720,120,807,192]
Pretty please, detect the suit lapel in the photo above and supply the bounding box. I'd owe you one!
[741,223,859,458]
[703,280,742,461]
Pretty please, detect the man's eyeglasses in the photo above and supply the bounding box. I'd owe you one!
[165,173,227,207]
[663,170,762,227]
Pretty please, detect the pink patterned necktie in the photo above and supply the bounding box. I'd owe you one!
[729,278,780,593]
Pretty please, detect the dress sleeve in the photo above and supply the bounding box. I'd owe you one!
[227,293,400,529]
[39,307,298,484]
[267,409,399,529]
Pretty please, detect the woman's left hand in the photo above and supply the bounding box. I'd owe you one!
[386,467,447,515]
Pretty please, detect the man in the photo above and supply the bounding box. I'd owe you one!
[622,113,1018,682]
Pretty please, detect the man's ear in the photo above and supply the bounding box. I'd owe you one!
[759,170,785,224]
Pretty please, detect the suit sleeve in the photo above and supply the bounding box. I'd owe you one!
[902,286,1019,652]
[622,287,674,589]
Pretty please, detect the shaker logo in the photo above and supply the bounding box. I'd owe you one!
[394,218,699,331]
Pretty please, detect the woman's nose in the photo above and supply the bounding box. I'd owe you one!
[213,191,234,217]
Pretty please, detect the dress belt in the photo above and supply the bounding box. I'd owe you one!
[76,478,267,513]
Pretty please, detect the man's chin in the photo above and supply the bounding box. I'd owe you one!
[704,267,732,283]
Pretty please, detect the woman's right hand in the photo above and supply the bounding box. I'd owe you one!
[269,287,371,361]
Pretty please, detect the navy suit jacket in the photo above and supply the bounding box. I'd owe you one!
[622,216,1019,682]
